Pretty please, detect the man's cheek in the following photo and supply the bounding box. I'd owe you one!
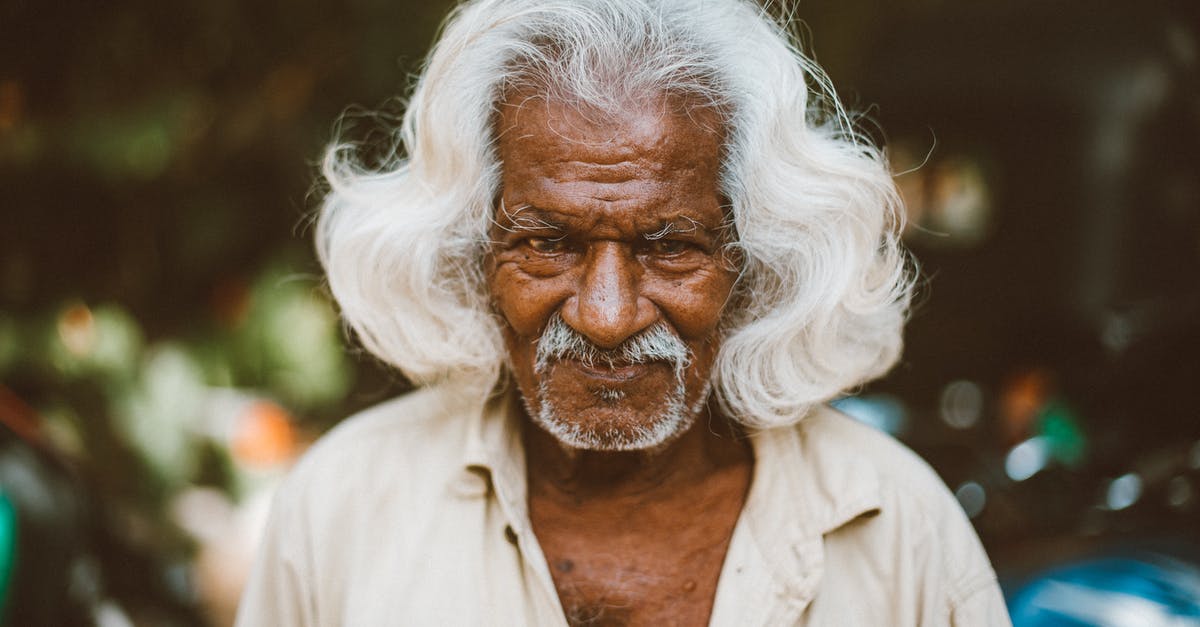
[491,273,569,338]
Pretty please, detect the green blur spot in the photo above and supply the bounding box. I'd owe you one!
[1037,401,1087,468]
[238,271,352,410]
[123,125,171,178]
[0,491,17,625]
[116,343,207,488]
[67,94,198,181]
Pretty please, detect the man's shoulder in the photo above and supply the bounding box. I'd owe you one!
[792,405,1001,608]
[277,383,482,509]
[784,405,972,542]
[798,405,951,500]
[309,383,472,453]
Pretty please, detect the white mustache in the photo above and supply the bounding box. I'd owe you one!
[534,313,691,382]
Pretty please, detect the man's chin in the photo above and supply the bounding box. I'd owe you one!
[531,403,695,452]
[526,381,694,452]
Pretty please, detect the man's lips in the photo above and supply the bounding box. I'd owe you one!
[557,358,662,382]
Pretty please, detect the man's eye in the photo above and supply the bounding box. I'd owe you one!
[649,239,689,255]
[527,237,565,253]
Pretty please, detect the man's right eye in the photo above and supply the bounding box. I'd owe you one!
[526,237,565,253]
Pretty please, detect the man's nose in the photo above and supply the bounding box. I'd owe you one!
[561,242,657,349]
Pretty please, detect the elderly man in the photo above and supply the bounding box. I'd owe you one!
[238,0,1009,625]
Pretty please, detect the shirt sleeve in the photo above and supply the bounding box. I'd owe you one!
[931,470,1012,627]
[234,480,317,627]
[951,577,1012,627]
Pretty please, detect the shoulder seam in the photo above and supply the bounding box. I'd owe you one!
[948,571,1001,611]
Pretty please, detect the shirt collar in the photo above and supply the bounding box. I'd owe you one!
[708,406,883,619]
[752,406,884,538]
[458,389,885,621]
[460,385,530,522]
[461,390,882,533]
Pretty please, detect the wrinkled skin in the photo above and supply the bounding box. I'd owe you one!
[487,95,754,626]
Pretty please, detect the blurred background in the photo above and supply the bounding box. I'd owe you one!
[1,0,1198,625]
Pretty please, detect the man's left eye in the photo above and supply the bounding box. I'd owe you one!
[527,237,565,253]
[649,239,689,255]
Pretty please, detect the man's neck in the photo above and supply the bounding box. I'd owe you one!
[522,400,754,627]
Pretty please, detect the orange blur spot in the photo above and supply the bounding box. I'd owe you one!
[231,401,297,468]
[0,80,22,132]
[57,302,96,357]
[1000,368,1054,443]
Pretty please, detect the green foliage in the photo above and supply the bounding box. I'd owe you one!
[234,270,352,410]
[0,0,441,613]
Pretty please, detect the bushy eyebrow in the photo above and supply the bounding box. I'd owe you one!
[491,203,728,245]
[643,216,704,240]
[490,202,567,236]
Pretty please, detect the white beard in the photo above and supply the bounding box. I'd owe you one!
[524,313,704,451]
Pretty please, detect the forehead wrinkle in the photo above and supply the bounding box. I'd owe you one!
[505,163,720,232]
[497,96,719,170]
[554,160,659,183]
[532,176,675,204]
[530,184,681,226]
[496,96,727,240]
[530,151,705,193]
[533,136,706,174]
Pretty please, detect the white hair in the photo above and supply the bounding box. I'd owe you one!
[316,0,913,428]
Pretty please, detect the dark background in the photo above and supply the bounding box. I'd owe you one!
[1,0,1198,624]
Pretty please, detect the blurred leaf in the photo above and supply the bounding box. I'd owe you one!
[40,403,86,460]
[116,343,207,489]
[236,271,351,410]
[65,94,202,181]
[45,303,144,385]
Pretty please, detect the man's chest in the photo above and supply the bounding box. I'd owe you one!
[540,535,731,626]
[528,486,748,626]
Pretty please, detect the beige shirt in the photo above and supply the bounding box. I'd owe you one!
[236,383,1011,626]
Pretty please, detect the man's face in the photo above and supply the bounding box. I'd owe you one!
[487,96,737,451]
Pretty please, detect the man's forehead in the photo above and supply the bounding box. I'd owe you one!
[494,94,725,172]
[492,93,729,239]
